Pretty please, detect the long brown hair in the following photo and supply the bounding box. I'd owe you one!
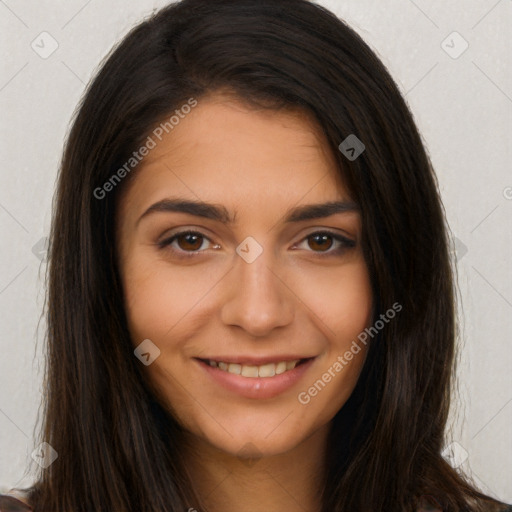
[19,0,507,510]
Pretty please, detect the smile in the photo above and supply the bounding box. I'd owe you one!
[196,357,316,399]
[203,359,303,378]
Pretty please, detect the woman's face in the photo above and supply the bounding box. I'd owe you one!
[116,92,373,458]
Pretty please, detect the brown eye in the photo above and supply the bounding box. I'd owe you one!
[295,231,356,256]
[158,230,213,255]
[175,232,204,251]
[307,233,334,252]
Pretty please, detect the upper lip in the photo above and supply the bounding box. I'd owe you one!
[197,355,315,366]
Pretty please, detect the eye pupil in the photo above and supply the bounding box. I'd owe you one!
[178,233,203,251]
[308,234,333,252]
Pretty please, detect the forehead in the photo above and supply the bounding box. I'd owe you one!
[118,93,349,216]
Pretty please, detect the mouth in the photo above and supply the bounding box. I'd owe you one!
[197,357,313,378]
[195,356,316,399]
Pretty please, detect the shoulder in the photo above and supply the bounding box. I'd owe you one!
[0,493,33,511]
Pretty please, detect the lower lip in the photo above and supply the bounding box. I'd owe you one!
[195,358,316,399]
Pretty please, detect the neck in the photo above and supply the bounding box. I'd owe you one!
[181,423,330,512]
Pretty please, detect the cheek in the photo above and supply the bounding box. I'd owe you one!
[299,258,373,341]
[122,255,220,344]
[334,264,373,344]
[123,264,172,344]
[294,259,372,405]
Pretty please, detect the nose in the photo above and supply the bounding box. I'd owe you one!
[220,245,295,337]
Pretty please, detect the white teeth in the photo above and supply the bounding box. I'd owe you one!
[208,359,302,378]
[275,361,287,375]
[227,363,241,375]
[241,365,259,377]
[258,363,275,377]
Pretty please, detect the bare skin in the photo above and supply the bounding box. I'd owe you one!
[116,92,373,512]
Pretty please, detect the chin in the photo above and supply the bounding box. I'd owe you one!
[202,428,306,460]
[181,404,331,462]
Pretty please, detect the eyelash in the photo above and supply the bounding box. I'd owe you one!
[157,230,356,259]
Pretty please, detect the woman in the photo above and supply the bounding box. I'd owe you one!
[2,0,510,510]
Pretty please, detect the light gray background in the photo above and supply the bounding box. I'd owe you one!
[1,0,511,502]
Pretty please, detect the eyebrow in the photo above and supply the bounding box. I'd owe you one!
[137,197,359,226]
